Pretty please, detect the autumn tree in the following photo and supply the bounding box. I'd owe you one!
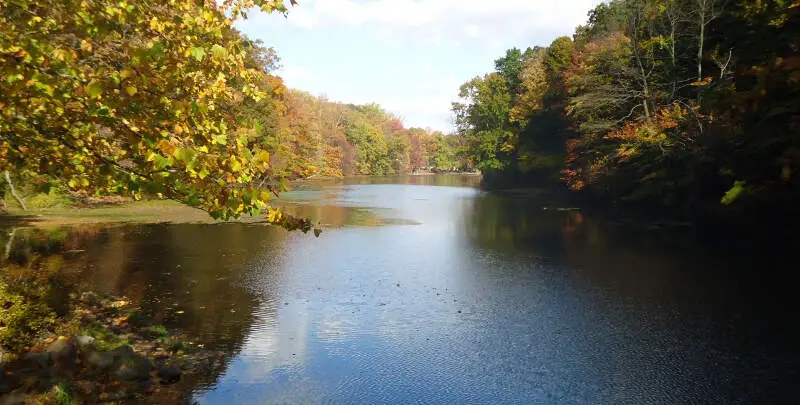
[0,0,319,231]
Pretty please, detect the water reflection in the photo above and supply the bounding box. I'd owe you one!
[3,176,798,404]
[1,223,294,402]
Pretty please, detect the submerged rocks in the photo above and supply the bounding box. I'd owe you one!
[19,351,52,370]
[46,337,77,370]
[0,390,26,405]
[85,350,115,372]
[75,335,96,347]
[156,365,181,385]
[0,290,209,404]
[116,356,153,381]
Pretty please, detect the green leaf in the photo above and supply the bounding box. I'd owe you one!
[189,46,206,62]
[214,135,227,145]
[173,148,197,167]
[229,157,242,172]
[210,44,227,60]
[721,181,747,205]
[86,80,103,99]
[153,154,171,170]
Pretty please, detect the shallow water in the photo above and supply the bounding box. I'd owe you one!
[3,175,798,404]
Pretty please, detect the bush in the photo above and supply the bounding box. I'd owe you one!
[27,191,71,210]
[0,280,57,352]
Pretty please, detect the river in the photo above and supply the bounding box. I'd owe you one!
[2,175,798,404]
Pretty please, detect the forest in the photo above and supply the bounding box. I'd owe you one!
[453,0,799,223]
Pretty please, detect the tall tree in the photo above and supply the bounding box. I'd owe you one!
[453,73,514,171]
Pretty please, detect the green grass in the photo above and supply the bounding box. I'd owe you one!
[53,381,76,405]
[81,325,130,351]
[146,324,169,337]
[3,200,215,227]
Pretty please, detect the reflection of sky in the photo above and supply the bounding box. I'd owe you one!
[196,181,800,404]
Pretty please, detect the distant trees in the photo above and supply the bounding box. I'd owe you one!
[273,90,466,178]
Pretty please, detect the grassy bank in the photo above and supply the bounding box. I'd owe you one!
[2,200,217,228]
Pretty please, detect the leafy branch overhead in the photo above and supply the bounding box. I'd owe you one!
[0,0,317,232]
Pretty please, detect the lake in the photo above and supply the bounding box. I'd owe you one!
[3,175,798,404]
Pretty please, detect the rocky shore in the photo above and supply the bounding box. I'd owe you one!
[0,292,221,404]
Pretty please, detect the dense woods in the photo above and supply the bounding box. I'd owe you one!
[454,0,800,222]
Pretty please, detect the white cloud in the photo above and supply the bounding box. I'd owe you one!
[238,0,601,130]
[285,0,596,46]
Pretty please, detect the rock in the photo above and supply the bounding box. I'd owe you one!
[113,345,136,360]
[86,350,116,372]
[156,366,181,385]
[20,352,52,369]
[116,356,153,381]
[75,335,96,347]
[0,389,26,405]
[46,337,77,368]
[73,380,98,396]
[0,371,21,395]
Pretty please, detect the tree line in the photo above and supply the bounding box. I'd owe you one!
[266,88,468,179]
[454,0,799,221]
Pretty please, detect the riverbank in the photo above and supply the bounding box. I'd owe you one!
[0,200,214,228]
[0,288,221,404]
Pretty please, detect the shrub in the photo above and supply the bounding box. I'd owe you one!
[0,280,57,352]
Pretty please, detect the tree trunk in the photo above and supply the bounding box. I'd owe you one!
[697,15,705,82]
[3,171,27,211]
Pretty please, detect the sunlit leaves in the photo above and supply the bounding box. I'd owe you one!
[86,80,103,99]
[0,0,320,233]
[189,47,206,62]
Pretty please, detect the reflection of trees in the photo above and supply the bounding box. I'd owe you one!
[342,175,482,188]
[461,195,571,256]
[461,193,734,303]
[1,223,288,401]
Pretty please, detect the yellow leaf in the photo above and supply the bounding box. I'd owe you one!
[86,80,103,99]
[120,68,136,80]
[125,86,137,96]
[157,139,176,155]
[230,157,242,172]
[256,150,270,166]
[80,40,92,52]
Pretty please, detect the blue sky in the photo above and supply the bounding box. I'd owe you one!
[236,0,601,132]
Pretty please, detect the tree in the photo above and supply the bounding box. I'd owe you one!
[453,73,514,171]
[494,47,536,95]
[0,0,316,231]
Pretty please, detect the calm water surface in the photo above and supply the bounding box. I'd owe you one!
[3,175,798,404]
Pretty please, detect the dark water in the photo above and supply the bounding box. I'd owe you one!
[2,175,798,404]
